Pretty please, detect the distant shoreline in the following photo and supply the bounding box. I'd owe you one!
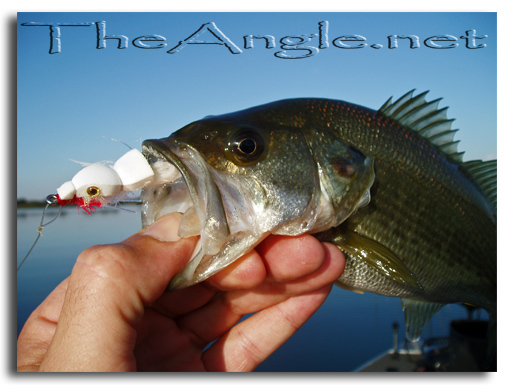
[17,200,47,208]
[17,199,141,208]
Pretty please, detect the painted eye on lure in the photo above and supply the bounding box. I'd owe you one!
[86,186,101,197]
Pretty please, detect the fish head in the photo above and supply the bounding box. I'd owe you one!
[141,101,375,289]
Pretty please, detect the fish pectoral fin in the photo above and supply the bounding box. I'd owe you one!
[338,231,423,291]
[401,298,446,342]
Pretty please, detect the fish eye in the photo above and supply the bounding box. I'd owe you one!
[238,138,257,155]
[229,128,266,164]
[86,186,101,197]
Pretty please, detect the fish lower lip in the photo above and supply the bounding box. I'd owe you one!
[178,206,201,237]
[141,138,232,289]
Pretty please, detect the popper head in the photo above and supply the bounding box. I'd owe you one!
[57,163,123,201]
[56,149,156,204]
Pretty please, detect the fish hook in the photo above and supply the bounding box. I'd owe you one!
[17,194,63,273]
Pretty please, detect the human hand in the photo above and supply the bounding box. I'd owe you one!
[17,213,345,372]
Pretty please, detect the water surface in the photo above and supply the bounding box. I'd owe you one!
[17,207,484,371]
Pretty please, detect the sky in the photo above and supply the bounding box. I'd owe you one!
[17,12,497,200]
[10,7,507,378]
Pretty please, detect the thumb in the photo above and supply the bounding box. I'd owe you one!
[40,213,198,371]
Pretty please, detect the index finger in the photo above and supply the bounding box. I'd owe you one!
[206,233,341,291]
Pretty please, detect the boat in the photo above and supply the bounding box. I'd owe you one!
[355,317,496,372]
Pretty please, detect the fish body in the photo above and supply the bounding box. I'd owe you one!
[140,90,496,358]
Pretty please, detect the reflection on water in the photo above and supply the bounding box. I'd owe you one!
[17,207,487,371]
[17,207,143,339]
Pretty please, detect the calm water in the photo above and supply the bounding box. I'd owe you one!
[17,207,485,372]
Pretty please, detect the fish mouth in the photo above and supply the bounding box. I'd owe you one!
[141,138,267,290]
[141,135,375,291]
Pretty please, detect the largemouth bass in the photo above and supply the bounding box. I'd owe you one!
[140,90,496,359]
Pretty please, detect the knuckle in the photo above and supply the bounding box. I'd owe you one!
[75,243,133,280]
[268,235,326,281]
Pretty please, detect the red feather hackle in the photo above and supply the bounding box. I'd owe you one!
[55,194,103,215]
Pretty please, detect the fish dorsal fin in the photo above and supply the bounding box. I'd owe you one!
[380,90,497,211]
[337,230,423,291]
[462,159,497,210]
[378,89,464,162]
[401,298,446,341]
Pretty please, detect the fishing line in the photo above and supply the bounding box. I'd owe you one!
[17,195,62,273]
[17,195,140,272]
[104,204,137,214]
[103,136,133,150]
[105,198,142,213]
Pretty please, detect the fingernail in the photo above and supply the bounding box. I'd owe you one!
[144,212,183,242]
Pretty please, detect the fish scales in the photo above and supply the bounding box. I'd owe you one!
[262,98,496,311]
[138,90,496,364]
